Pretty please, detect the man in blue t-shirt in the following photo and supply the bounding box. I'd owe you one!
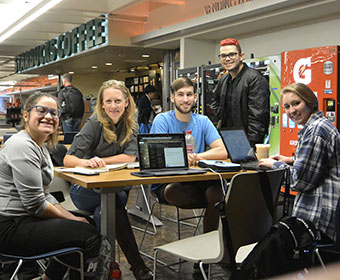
[150,77,228,236]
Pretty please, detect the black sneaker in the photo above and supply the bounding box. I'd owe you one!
[130,265,153,280]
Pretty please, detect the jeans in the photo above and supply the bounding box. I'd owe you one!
[70,185,127,230]
[69,185,146,270]
[62,117,82,133]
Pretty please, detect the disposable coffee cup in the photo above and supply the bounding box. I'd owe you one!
[255,144,270,160]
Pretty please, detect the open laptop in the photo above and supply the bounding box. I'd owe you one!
[131,133,207,177]
[218,129,271,170]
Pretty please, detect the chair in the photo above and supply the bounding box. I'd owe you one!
[139,187,205,251]
[3,132,16,142]
[152,169,285,279]
[138,186,205,270]
[0,247,84,280]
[49,176,91,216]
[314,195,340,271]
[63,131,78,144]
[129,185,159,235]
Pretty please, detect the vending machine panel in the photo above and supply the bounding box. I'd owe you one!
[280,46,339,156]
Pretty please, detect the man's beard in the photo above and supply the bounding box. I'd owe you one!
[174,101,195,114]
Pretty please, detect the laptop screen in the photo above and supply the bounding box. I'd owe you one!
[137,133,189,171]
[219,129,257,163]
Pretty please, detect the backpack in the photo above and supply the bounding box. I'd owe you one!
[61,86,84,118]
[230,216,319,280]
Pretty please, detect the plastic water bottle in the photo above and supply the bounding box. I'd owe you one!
[109,261,122,280]
[185,130,196,155]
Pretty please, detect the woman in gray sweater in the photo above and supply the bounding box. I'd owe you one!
[0,92,101,280]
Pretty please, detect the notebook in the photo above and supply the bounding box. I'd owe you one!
[218,129,271,170]
[131,133,207,177]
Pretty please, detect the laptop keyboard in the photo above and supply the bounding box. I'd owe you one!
[145,168,207,176]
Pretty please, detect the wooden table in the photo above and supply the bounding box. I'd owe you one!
[54,168,241,258]
[57,134,64,142]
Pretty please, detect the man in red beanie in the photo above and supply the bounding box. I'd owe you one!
[211,38,270,147]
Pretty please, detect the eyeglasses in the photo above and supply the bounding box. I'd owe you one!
[27,105,61,119]
[218,52,238,60]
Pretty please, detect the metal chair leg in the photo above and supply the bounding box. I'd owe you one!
[314,248,327,272]
[131,185,158,235]
[9,259,23,280]
[139,200,158,250]
[199,261,208,280]
[153,250,159,280]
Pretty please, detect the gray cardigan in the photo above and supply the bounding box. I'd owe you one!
[67,114,138,159]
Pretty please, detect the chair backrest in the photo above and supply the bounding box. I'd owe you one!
[3,132,16,142]
[63,132,77,144]
[224,169,285,264]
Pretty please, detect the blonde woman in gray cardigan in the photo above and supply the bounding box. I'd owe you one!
[64,80,153,280]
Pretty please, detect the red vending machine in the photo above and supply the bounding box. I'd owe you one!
[280,46,339,156]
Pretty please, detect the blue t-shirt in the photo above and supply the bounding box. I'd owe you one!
[150,110,220,153]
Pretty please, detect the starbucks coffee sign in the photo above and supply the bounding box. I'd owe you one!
[15,18,107,73]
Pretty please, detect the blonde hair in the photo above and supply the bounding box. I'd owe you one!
[95,79,137,145]
[282,83,319,113]
[21,92,58,149]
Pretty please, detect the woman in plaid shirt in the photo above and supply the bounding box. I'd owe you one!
[260,83,340,243]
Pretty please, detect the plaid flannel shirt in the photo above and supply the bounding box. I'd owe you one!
[273,111,340,240]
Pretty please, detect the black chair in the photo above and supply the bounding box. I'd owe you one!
[63,132,77,144]
[0,247,84,280]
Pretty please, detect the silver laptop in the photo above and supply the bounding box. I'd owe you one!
[131,133,207,177]
[219,129,271,170]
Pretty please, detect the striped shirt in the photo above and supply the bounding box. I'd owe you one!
[273,111,340,240]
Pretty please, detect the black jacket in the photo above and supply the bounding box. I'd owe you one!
[137,94,154,125]
[211,63,270,147]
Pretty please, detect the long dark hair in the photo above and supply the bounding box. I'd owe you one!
[21,92,58,148]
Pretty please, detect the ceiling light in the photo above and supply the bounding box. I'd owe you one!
[105,62,113,66]
[68,71,74,74]
[142,54,150,58]
[0,0,63,43]
[91,66,98,69]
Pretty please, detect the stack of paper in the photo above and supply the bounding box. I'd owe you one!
[57,163,128,175]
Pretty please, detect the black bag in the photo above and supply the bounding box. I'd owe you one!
[61,86,84,118]
[230,216,319,280]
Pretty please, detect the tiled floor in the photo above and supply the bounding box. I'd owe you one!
[0,187,296,280]
[120,186,232,279]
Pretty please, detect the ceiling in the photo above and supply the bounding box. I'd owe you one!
[0,0,178,85]
[2,0,340,88]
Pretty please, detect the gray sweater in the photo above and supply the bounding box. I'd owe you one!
[0,130,58,217]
